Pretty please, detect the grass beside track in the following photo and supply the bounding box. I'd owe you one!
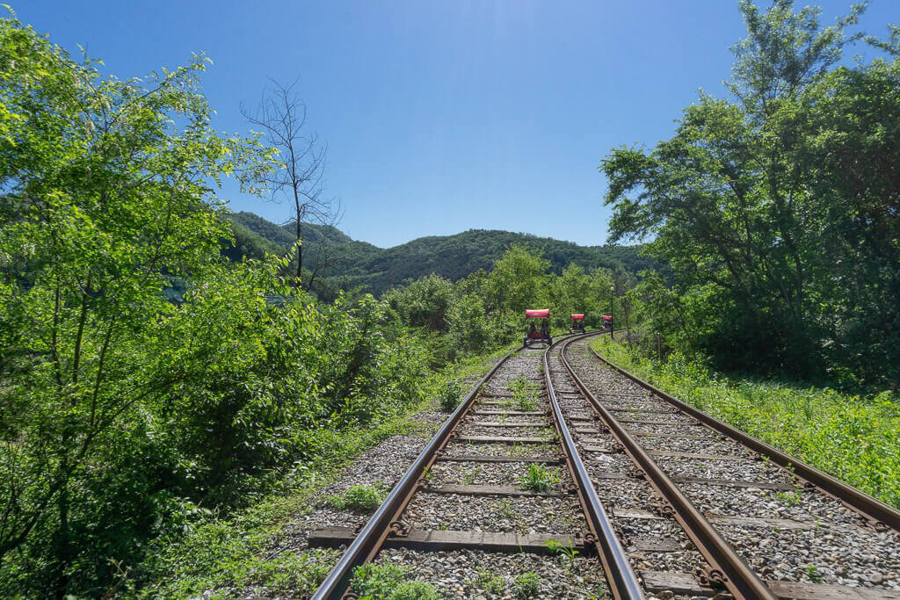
[592,336,900,510]
[136,344,517,599]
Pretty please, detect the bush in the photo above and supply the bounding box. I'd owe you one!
[439,379,463,412]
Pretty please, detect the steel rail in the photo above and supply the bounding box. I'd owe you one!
[561,338,777,600]
[586,344,900,533]
[311,346,517,599]
[542,334,645,600]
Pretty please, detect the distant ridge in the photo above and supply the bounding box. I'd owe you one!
[222,211,657,295]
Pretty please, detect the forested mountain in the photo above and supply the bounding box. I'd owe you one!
[223,211,657,294]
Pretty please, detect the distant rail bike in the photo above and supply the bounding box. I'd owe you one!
[523,308,552,347]
[570,313,586,333]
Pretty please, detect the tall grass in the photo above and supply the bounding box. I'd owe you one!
[593,337,900,509]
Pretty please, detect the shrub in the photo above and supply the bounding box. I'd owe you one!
[439,379,463,412]
[509,376,539,411]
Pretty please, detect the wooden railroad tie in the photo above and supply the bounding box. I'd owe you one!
[308,527,588,555]
[454,435,553,444]
[589,470,796,491]
[471,410,547,416]
[469,421,550,428]
[421,484,565,498]
[639,570,900,600]
[436,454,563,464]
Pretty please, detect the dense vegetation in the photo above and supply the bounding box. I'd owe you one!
[1,1,898,597]
[602,0,900,389]
[0,15,440,597]
[223,210,657,296]
[0,14,621,597]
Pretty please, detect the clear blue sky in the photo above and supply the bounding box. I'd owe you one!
[15,1,896,248]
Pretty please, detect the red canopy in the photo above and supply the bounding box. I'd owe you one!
[602,315,613,320]
[525,309,550,318]
[570,314,585,320]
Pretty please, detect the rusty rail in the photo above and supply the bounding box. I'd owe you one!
[543,335,644,600]
[586,343,900,533]
[311,347,516,599]
[560,336,777,600]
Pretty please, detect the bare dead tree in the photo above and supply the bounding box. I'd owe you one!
[242,79,341,284]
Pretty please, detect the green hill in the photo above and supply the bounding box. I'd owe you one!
[222,211,657,294]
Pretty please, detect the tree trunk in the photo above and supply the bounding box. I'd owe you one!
[52,470,70,600]
[295,214,303,281]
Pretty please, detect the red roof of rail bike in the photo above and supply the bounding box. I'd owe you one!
[525,309,550,318]
[571,314,585,320]
[602,315,613,320]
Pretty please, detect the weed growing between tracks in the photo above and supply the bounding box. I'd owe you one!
[350,564,440,599]
[593,337,900,509]
[513,572,541,599]
[139,344,516,599]
[509,375,540,411]
[325,484,389,512]
[519,463,559,493]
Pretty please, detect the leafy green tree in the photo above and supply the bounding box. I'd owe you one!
[487,246,550,314]
[447,294,495,355]
[599,0,900,383]
[383,274,455,332]
[0,14,267,595]
[551,264,591,323]
[794,56,900,384]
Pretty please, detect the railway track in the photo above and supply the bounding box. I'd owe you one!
[310,335,635,598]
[309,333,900,599]
[556,334,900,599]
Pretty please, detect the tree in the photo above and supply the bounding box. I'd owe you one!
[487,246,550,314]
[599,0,888,379]
[242,80,339,284]
[0,15,266,595]
[382,275,455,332]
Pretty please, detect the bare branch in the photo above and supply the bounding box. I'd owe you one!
[241,79,337,285]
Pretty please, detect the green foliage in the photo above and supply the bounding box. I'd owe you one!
[439,379,463,412]
[544,538,580,571]
[594,337,900,509]
[350,564,440,600]
[509,376,539,412]
[487,246,551,315]
[220,216,284,263]
[0,14,441,596]
[325,484,388,513]
[381,245,623,363]
[513,572,541,599]
[600,0,900,386]
[519,464,559,493]
[806,564,823,583]
[447,293,497,356]
[0,12,273,595]
[470,568,505,594]
[383,275,455,332]
[140,392,457,598]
